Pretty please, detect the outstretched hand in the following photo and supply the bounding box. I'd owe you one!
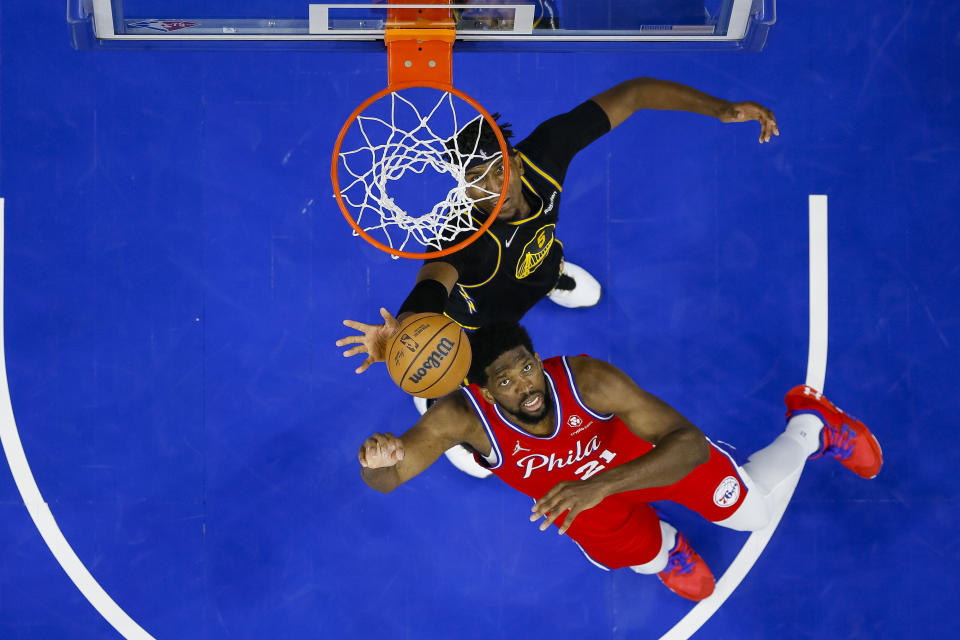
[719,101,779,143]
[336,307,400,374]
[530,479,609,536]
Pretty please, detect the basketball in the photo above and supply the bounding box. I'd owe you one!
[386,313,472,398]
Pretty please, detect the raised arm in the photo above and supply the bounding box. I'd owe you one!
[530,356,710,533]
[590,76,779,143]
[336,261,459,373]
[575,356,710,484]
[358,391,486,493]
[413,261,460,297]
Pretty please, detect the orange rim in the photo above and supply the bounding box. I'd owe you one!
[331,81,509,260]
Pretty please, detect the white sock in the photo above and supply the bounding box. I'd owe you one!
[742,431,810,496]
[744,413,824,494]
[783,413,825,456]
[629,521,677,575]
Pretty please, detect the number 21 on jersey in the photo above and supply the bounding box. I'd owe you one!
[575,450,616,480]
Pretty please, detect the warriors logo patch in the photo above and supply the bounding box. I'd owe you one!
[515,224,555,279]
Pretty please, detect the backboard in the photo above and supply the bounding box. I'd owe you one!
[72,0,775,51]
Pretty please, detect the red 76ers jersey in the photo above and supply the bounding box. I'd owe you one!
[461,356,654,501]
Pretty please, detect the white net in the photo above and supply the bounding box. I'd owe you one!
[336,88,506,256]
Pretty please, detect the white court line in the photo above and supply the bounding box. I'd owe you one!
[658,195,829,640]
[0,198,155,640]
[805,195,828,393]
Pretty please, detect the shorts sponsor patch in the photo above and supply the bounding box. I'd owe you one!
[713,475,741,508]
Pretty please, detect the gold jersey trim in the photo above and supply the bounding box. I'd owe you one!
[457,215,502,289]
[518,151,562,192]
[506,152,561,226]
[445,311,481,331]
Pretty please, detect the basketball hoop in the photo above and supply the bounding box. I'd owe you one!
[330,3,509,259]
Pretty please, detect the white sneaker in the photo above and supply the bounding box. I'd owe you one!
[443,445,493,478]
[547,261,601,308]
[413,396,429,416]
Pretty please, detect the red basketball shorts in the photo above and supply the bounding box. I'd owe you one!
[562,441,748,569]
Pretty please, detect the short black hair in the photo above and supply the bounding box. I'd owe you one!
[467,323,535,386]
[445,113,514,169]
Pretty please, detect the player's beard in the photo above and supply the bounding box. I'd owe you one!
[511,390,552,425]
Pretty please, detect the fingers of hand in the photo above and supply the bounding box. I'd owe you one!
[376,438,402,463]
[529,502,553,524]
[342,344,368,358]
[380,307,398,326]
[355,356,374,374]
[530,491,557,520]
[361,433,402,467]
[381,309,401,337]
[537,504,570,532]
[759,112,778,143]
[726,103,778,143]
[531,487,571,531]
[336,334,364,348]
[530,505,548,526]
[558,507,583,535]
[760,120,780,143]
[342,319,373,332]
[360,436,378,464]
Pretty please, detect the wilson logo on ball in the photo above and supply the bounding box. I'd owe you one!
[386,313,472,399]
[407,337,456,384]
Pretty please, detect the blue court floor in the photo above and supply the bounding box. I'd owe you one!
[1,2,958,639]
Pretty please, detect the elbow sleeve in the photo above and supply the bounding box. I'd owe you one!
[397,278,449,316]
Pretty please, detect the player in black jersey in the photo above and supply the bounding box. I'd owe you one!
[338,76,777,362]
[337,76,777,473]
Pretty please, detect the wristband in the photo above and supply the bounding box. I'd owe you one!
[397,279,449,316]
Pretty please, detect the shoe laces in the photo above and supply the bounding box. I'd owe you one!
[664,538,695,576]
[823,422,856,461]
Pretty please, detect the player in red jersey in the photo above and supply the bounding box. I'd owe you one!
[358,324,883,601]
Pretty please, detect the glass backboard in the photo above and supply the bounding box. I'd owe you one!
[72,0,775,51]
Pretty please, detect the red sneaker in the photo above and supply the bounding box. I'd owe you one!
[784,385,883,479]
[656,532,715,601]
